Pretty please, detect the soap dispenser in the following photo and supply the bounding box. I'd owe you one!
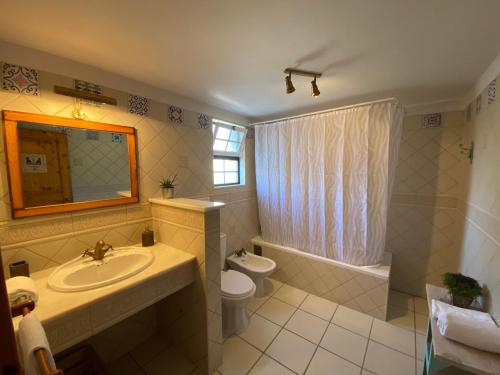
[142,226,155,247]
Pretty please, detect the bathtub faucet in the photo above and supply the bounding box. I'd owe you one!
[235,248,247,257]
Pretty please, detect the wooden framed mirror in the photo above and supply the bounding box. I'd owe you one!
[2,111,138,219]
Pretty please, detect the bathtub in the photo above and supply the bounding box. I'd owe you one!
[251,236,392,320]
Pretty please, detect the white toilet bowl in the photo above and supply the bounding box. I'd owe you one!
[221,269,256,337]
[226,252,276,297]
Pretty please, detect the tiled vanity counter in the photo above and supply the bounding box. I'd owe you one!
[12,243,196,354]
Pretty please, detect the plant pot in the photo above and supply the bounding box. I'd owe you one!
[161,187,175,199]
[452,294,473,308]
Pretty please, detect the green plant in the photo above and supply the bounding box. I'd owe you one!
[443,272,482,300]
[160,174,177,189]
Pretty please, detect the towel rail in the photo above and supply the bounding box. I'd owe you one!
[10,300,64,375]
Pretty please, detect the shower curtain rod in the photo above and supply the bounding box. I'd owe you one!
[250,97,400,126]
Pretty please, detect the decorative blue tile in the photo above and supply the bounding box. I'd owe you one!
[422,113,442,128]
[488,79,496,105]
[75,80,102,106]
[86,130,99,141]
[246,127,255,139]
[466,103,472,122]
[128,95,149,116]
[476,94,482,115]
[168,105,183,124]
[2,63,39,95]
[111,133,124,143]
[197,113,210,129]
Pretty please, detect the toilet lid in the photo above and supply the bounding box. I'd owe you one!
[221,270,254,297]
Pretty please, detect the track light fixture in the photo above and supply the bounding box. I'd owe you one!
[283,68,322,96]
[311,77,320,97]
[285,72,295,94]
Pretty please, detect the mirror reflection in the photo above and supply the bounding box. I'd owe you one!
[18,122,131,207]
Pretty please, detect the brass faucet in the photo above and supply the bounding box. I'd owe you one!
[235,248,247,257]
[82,240,113,260]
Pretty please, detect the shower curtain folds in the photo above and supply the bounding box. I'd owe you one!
[254,99,403,266]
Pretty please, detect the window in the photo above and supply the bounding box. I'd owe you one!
[212,119,247,187]
[213,156,240,186]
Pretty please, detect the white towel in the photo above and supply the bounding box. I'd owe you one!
[432,299,500,354]
[18,313,56,375]
[6,276,38,304]
[432,299,493,322]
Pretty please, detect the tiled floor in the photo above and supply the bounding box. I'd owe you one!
[107,334,201,375]
[217,279,429,375]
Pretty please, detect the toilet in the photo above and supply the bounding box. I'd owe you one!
[226,250,276,298]
[220,234,256,337]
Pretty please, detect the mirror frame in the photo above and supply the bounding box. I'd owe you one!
[2,110,139,219]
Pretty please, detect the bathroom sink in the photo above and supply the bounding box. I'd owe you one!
[48,247,154,292]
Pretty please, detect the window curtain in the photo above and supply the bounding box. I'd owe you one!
[254,100,403,266]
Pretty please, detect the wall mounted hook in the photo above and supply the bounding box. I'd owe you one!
[459,141,474,164]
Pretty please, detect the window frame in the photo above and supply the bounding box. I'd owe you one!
[212,119,247,188]
[212,120,247,157]
[213,155,241,187]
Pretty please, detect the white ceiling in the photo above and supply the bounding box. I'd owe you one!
[0,0,499,120]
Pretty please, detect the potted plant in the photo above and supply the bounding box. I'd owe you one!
[442,272,482,308]
[160,174,177,199]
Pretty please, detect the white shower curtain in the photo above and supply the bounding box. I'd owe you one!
[255,100,403,266]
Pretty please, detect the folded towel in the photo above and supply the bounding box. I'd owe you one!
[18,313,56,375]
[432,299,493,322]
[6,276,38,305]
[432,299,500,354]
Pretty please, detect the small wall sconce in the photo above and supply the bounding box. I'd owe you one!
[459,141,474,164]
[54,85,117,105]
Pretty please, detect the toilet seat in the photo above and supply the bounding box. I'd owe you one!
[221,270,255,298]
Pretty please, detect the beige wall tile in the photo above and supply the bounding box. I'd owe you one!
[458,76,500,321]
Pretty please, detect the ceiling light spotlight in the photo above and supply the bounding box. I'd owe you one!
[311,77,320,97]
[283,68,322,96]
[285,72,296,94]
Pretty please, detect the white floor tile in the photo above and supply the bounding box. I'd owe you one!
[219,336,261,375]
[331,305,373,337]
[266,329,316,374]
[415,313,428,335]
[285,309,329,344]
[247,295,270,313]
[248,355,295,375]
[266,278,284,295]
[370,319,415,356]
[387,305,415,332]
[389,290,415,311]
[257,297,296,326]
[299,294,338,321]
[320,324,368,366]
[107,354,142,375]
[274,284,308,307]
[143,347,195,375]
[416,333,426,360]
[129,334,169,366]
[413,297,429,315]
[364,341,415,375]
[239,314,281,351]
[306,347,361,375]
[362,370,375,375]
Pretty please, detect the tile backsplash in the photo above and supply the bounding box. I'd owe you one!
[0,65,259,277]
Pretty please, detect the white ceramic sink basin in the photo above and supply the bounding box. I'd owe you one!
[48,247,154,292]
